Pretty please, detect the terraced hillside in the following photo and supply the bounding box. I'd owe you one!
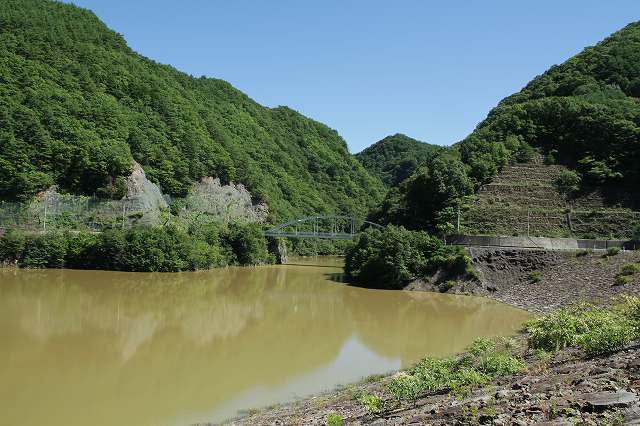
[462,157,640,238]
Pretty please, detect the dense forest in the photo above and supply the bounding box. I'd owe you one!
[0,0,384,221]
[373,21,640,233]
[355,134,442,187]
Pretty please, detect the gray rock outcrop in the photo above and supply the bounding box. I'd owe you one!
[122,161,168,224]
[178,177,268,225]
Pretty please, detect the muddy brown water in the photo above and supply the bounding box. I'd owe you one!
[0,257,530,426]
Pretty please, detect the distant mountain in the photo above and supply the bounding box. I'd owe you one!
[372,22,640,235]
[355,134,442,186]
[0,0,384,221]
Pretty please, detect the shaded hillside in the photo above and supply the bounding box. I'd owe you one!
[373,22,640,236]
[0,0,384,221]
[355,134,442,186]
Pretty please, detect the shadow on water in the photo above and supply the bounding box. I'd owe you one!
[325,272,347,283]
[283,263,340,268]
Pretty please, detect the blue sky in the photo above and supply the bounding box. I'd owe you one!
[64,1,640,153]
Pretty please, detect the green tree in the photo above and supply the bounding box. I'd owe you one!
[373,155,473,233]
[223,222,272,266]
[0,0,385,222]
[344,225,467,289]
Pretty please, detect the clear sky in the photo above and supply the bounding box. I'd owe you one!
[63,0,640,153]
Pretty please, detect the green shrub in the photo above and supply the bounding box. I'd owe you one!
[1,219,273,272]
[578,321,635,357]
[450,367,490,390]
[106,226,193,271]
[64,232,100,269]
[410,357,461,396]
[357,393,383,414]
[620,263,640,276]
[614,296,640,333]
[20,233,68,268]
[524,307,593,351]
[222,222,272,266]
[575,249,593,257]
[606,247,621,257]
[528,271,543,283]
[525,303,639,357]
[387,374,421,402]
[632,224,640,242]
[465,263,481,281]
[467,337,496,357]
[479,352,526,376]
[325,413,343,426]
[615,275,633,286]
[387,337,523,405]
[534,349,552,362]
[555,170,582,196]
[0,230,26,263]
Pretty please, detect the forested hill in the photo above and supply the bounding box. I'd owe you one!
[0,0,384,221]
[373,21,640,233]
[459,21,640,191]
[355,134,442,186]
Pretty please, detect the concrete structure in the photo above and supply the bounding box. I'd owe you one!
[446,234,637,251]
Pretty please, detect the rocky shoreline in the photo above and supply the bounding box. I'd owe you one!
[209,250,640,426]
[219,339,640,425]
[408,249,640,313]
[469,248,640,313]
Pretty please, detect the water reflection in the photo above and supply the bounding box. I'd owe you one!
[0,258,530,426]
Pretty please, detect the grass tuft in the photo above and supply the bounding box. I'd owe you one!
[524,299,640,357]
[325,412,343,426]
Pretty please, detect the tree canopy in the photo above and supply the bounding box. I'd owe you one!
[373,21,640,233]
[458,22,640,190]
[0,0,384,221]
[355,133,443,187]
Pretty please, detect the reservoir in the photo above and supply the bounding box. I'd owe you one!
[0,257,530,425]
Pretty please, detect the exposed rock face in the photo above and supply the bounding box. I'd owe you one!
[179,177,268,225]
[11,163,269,230]
[122,161,168,224]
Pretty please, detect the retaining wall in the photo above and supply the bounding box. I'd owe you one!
[447,234,637,251]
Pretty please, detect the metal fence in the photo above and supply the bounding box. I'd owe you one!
[0,196,153,233]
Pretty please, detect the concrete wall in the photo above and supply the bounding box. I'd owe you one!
[447,234,637,251]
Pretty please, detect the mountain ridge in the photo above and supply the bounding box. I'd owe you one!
[372,21,640,236]
[0,0,384,221]
[355,133,442,187]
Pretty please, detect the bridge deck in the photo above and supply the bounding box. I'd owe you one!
[263,231,355,240]
[263,214,383,240]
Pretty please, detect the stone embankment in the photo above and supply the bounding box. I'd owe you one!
[466,248,640,313]
[405,248,640,313]
[462,156,640,239]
